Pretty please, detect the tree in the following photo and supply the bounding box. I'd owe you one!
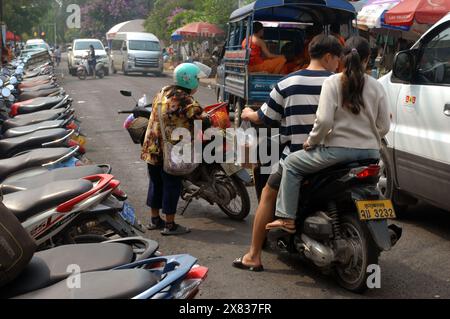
[145,0,244,42]
[80,0,154,38]
[3,0,52,37]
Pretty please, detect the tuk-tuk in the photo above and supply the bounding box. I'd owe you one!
[216,0,357,127]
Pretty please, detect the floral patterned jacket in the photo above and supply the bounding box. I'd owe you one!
[141,86,203,166]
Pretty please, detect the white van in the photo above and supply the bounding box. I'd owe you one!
[378,13,450,212]
[110,32,164,76]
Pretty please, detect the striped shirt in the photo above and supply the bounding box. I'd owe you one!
[257,69,332,160]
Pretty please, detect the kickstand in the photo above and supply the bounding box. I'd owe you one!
[181,198,193,216]
[180,188,203,216]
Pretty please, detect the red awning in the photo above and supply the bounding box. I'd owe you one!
[385,0,450,26]
[176,22,225,38]
[6,31,21,41]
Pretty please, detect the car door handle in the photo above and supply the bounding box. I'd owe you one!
[445,104,450,117]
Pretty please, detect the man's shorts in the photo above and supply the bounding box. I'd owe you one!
[267,165,283,191]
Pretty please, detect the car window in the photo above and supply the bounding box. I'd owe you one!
[128,40,160,51]
[74,41,104,51]
[417,25,450,85]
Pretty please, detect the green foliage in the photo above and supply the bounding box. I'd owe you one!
[3,0,53,37]
[145,0,245,42]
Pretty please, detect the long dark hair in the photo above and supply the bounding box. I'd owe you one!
[341,36,370,115]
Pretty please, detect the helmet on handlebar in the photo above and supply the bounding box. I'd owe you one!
[174,63,209,91]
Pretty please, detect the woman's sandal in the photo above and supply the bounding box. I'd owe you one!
[232,257,264,272]
[265,219,296,234]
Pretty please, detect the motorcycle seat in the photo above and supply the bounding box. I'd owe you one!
[0,148,72,181]
[0,165,105,194]
[3,120,65,138]
[3,108,70,130]
[19,88,64,102]
[304,158,380,185]
[13,269,159,299]
[1,243,135,298]
[12,96,63,110]
[2,179,93,222]
[0,128,70,158]
[23,70,41,79]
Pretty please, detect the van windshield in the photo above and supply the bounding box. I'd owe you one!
[129,40,160,52]
[75,41,104,50]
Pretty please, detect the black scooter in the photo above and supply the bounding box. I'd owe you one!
[271,159,403,293]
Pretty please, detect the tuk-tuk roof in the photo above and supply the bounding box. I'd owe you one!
[230,0,356,23]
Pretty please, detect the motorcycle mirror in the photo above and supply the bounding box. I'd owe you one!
[2,88,11,98]
[120,90,133,97]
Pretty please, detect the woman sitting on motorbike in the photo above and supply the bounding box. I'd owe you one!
[266,36,391,233]
[141,63,210,236]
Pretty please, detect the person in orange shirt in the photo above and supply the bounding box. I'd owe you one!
[242,22,286,74]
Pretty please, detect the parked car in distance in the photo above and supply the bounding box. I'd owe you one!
[109,32,164,76]
[68,39,111,76]
[378,13,450,213]
[23,39,51,55]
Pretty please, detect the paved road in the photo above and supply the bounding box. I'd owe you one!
[59,62,450,299]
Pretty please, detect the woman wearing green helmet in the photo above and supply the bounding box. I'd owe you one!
[141,63,210,236]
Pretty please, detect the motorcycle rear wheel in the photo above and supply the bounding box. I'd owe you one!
[334,213,380,293]
[217,176,251,221]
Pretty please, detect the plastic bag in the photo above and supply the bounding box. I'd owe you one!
[238,120,258,169]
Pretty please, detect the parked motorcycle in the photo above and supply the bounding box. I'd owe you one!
[0,204,207,299]
[77,56,106,80]
[119,90,252,221]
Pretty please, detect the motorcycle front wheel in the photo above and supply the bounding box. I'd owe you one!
[334,213,380,293]
[217,175,251,221]
[77,69,87,80]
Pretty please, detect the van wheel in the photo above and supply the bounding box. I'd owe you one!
[379,144,408,216]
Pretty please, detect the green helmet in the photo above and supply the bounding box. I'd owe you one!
[174,63,202,90]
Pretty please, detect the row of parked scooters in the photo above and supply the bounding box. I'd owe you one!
[0,51,207,299]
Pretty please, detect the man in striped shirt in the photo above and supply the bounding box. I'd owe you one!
[233,35,343,272]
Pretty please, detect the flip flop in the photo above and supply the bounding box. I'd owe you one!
[232,257,264,272]
[265,219,296,234]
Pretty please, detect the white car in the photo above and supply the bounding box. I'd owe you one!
[23,39,51,54]
[379,13,450,213]
[68,39,111,76]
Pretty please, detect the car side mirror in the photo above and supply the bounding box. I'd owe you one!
[393,50,416,82]
[120,90,132,97]
[68,47,72,52]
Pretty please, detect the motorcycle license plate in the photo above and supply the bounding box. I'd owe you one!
[120,201,137,225]
[356,200,397,221]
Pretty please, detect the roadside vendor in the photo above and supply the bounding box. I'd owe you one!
[242,22,287,74]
